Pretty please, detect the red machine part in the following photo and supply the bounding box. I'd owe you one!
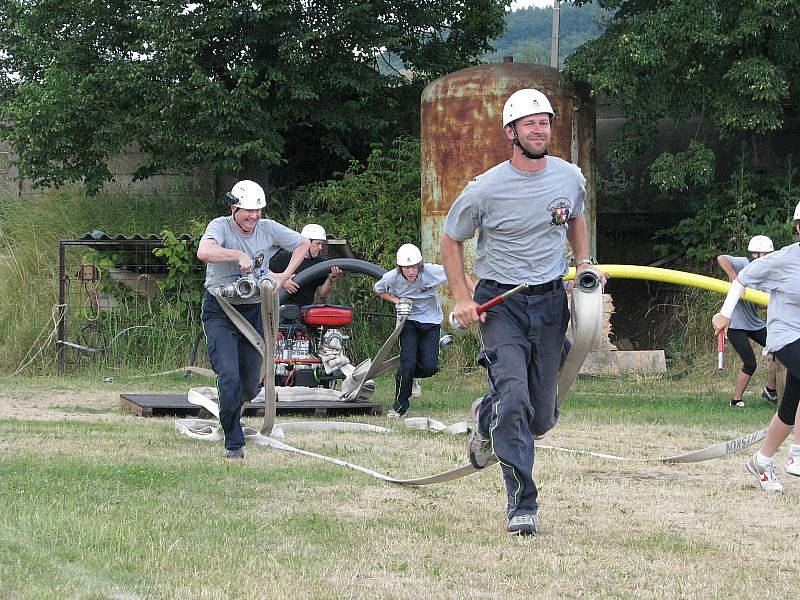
[301,305,353,326]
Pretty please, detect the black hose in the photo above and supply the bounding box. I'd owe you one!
[278,258,387,304]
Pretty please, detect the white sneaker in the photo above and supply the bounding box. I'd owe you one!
[746,454,784,492]
[786,452,800,477]
[411,379,422,397]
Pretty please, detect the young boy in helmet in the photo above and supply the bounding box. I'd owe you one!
[197,180,310,459]
[374,244,452,417]
[716,235,778,407]
[270,223,343,308]
[441,88,598,536]
[713,203,800,492]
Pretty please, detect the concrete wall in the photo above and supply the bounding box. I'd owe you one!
[0,140,214,200]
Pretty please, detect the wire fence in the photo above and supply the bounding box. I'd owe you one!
[57,234,204,374]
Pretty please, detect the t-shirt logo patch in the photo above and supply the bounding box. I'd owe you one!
[547,199,571,227]
[253,251,266,271]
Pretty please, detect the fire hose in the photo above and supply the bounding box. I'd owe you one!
[176,264,768,484]
[177,267,605,485]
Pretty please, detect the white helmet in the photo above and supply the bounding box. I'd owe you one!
[300,224,326,240]
[747,235,774,253]
[503,89,554,127]
[793,200,800,221]
[396,243,423,266]
[228,180,266,210]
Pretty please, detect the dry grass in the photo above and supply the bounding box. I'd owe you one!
[1,369,798,599]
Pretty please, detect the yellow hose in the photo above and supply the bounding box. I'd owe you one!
[565,265,769,307]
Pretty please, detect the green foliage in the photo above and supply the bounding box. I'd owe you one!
[293,137,421,267]
[514,40,549,66]
[484,2,612,66]
[654,157,800,262]
[649,141,715,193]
[152,222,206,310]
[0,0,509,193]
[566,1,800,194]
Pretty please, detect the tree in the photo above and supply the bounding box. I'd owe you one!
[565,0,800,194]
[484,2,610,66]
[0,0,511,193]
[515,40,548,65]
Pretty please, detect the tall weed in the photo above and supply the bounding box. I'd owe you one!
[0,184,215,374]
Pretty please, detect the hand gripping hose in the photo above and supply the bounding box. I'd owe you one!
[448,283,529,332]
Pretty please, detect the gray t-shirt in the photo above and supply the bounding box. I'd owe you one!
[737,243,800,353]
[723,256,766,331]
[201,216,302,304]
[443,157,586,285]
[374,263,448,324]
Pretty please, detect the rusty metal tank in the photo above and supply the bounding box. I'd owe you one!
[420,62,596,279]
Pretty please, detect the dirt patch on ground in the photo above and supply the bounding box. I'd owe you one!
[0,386,134,422]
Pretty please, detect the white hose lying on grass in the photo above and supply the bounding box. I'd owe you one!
[175,270,609,485]
[175,267,766,484]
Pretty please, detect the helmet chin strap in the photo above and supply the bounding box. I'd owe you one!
[511,123,548,160]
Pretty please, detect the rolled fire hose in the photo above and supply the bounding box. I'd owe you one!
[342,310,407,402]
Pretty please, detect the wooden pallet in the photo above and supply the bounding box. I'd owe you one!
[119,393,383,418]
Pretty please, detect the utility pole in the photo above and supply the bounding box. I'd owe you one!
[550,0,561,69]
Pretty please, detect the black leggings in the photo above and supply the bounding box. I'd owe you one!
[727,327,767,376]
[773,338,800,426]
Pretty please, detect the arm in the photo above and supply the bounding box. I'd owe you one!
[441,233,481,326]
[712,279,746,336]
[716,255,738,280]
[376,291,402,305]
[197,237,253,273]
[566,214,590,268]
[270,237,310,289]
[317,266,342,299]
[567,214,607,284]
[466,275,476,294]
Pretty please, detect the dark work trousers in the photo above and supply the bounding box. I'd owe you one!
[727,327,768,376]
[393,320,441,414]
[473,280,569,519]
[773,337,800,426]
[201,292,264,450]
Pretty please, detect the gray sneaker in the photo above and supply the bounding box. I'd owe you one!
[225,448,245,460]
[467,398,495,469]
[507,513,540,536]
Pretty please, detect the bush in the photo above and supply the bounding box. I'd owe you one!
[655,157,800,262]
[292,136,421,267]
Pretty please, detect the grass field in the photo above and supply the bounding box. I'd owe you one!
[1,365,798,599]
